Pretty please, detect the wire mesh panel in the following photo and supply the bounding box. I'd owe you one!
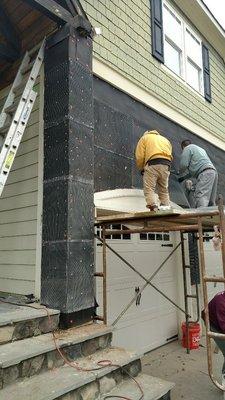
[188,233,200,285]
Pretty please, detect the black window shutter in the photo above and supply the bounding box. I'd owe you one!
[150,0,164,63]
[202,44,212,103]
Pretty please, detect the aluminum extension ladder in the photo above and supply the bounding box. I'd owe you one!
[0,40,45,196]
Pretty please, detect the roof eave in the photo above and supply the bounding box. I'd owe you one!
[173,0,225,60]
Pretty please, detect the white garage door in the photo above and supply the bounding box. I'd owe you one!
[96,225,178,354]
[204,234,224,301]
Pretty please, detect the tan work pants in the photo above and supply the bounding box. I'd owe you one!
[143,164,170,207]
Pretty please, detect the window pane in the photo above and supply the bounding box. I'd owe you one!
[164,40,181,76]
[163,234,170,241]
[163,5,182,48]
[186,29,201,66]
[186,60,201,91]
[156,234,163,241]
[122,233,131,240]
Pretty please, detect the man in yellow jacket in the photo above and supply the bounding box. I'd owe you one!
[135,130,173,211]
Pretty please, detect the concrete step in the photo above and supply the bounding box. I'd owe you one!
[0,346,142,400]
[99,373,174,400]
[0,302,59,344]
[0,323,112,388]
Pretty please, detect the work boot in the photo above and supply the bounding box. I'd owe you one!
[159,205,172,211]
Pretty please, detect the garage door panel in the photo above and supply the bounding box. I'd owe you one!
[133,252,176,275]
[96,251,176,283]
[204,240,224,301]
[112,311,178,353]
[96,251,137,280]
[96,230,178,353]
[97,281,177,323]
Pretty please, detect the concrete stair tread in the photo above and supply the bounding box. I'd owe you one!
[0,323,112,367]
[0,347,141,400]
[100,373,175,400]
[0,303,59,327]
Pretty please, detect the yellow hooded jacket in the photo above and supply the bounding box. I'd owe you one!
[135,130,173,170]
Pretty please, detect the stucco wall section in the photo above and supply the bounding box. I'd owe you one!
[82,0,225,141]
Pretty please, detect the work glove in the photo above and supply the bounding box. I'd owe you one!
[185,180,193,191]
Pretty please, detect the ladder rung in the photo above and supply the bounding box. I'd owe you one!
[185,265,191,269]
[94,272,104,277]
[204,276,225,283]
[21,60,35,75]
[186,294,197,298]
[208,331,225,340]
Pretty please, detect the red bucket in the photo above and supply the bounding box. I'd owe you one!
[182,322,200,350]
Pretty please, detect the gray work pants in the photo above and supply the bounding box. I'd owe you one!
[195,169,218,208]
[211,325,225,375]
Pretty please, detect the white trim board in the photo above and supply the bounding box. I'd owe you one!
[93,57,225,152]
[34,66,44,299]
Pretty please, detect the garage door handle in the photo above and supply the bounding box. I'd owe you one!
[161,244,173,247]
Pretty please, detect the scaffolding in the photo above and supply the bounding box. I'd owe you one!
[94,198,225,392]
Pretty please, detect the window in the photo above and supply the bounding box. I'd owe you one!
[163,5,182,77]
[140,232,171,241]
[151,0,211,101]
[185,29,202,92]
[203,232,212,243]
[96,224,131,240]
[162,1,203,94]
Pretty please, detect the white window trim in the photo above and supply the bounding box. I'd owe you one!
[163,0,204,96]
[161,63,206,101]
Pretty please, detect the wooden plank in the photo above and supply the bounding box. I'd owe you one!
[0,192,38,211]
[96,209,182,224]
[0,43,19,62]
[0,220,37,237]
[17,9,42,32]
[0,265,35,281]
[21,17,56,51]
[69,0,89,20]
[4,2,32,25]
[20,0,75,25]
[6,164,38,185]
[0,3,21,51]
[0,235,36,250]
[2,178,38,198]
[0,206,37,224]
[0,250,36,265]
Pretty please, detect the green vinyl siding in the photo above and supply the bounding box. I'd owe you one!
[82,0,225,141]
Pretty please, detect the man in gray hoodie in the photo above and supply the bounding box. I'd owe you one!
[179,139,218,208]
